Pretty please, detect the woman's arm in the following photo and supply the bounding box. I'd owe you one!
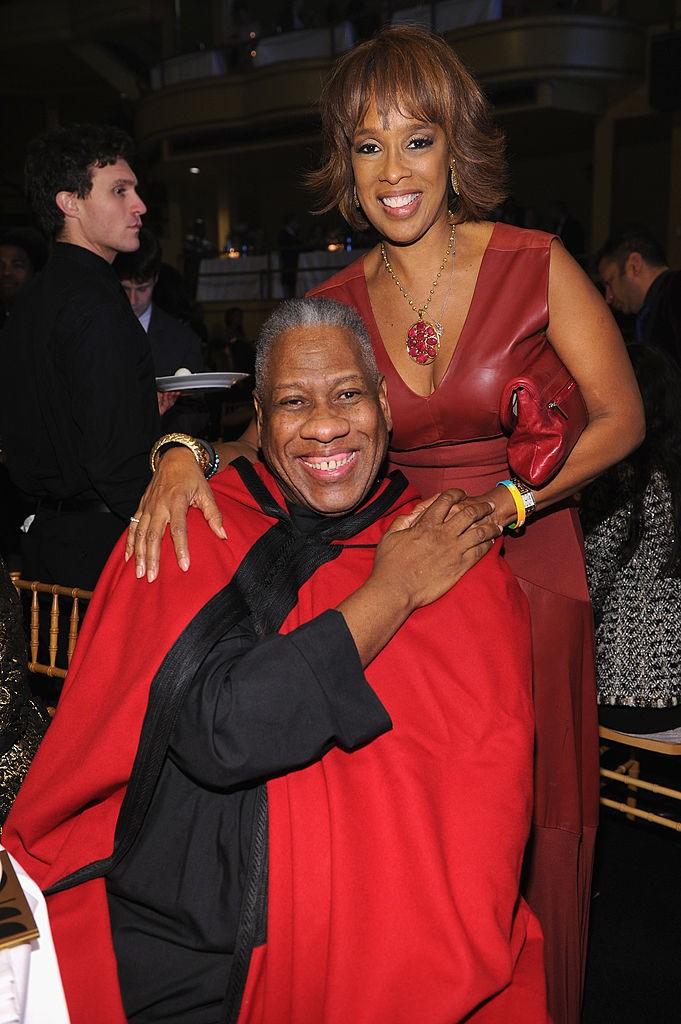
[125,419,259,581]
[469,240,645,527]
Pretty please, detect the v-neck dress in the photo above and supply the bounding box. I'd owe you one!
[309,221,597,1024]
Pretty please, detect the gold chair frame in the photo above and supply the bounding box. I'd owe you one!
[599,725,681,833]
[9,572,92,679]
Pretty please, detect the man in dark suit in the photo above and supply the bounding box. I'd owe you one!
[116,229,209,435]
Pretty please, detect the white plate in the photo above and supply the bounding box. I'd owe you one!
[156,372,250,392]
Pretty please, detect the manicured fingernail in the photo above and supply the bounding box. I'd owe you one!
[218,526,227,540]
[179,557,189,572]
[147,568,157,583]
[124,550,131,562]
[136,563,144,578]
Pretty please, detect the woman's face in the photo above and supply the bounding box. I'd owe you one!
[351,99,450,245]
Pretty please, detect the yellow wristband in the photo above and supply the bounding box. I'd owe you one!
[496,479,526,531]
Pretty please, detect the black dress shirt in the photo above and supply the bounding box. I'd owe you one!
[0,243,159,520]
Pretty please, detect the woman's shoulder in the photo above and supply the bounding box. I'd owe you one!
[486,221,557,254]
[306,253,370,300]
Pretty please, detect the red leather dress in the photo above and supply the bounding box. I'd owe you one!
[310,222,599,1024]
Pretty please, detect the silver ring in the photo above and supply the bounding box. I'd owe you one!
[129,516,141,524]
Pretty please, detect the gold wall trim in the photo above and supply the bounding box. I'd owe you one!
[136,15,644,152]
[135,58,332,149]
[449,15,644,85]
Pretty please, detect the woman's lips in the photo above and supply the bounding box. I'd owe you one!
[377,192,422,217]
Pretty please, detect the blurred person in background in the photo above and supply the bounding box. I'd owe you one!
[116,228,208,436]
[598,226,681,364]
[0,557,49,823]
[277,213,301,298]
[582,345,681,740]
[0,227,48,328]
[0,229,49,567]
[213,306,255,440]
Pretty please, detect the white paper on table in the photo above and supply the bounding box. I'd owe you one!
[0,850,70,1024]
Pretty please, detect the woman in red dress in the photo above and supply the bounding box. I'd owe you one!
[128,27,643,1024]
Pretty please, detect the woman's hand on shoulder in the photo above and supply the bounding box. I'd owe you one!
[126,447,225,582]
[126,419,260,581]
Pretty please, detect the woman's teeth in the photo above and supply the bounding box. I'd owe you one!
[380,193,419,208]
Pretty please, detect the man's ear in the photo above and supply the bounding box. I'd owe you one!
[377,375,392,432]
[625,251,643,277]
[253,393,264,445]
[55,191,81,221]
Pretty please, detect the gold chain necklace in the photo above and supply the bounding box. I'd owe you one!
[380,217,456,366]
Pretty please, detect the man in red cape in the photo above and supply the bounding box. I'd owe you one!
[4,299,548,1023]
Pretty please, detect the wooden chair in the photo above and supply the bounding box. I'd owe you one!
[599,725,681,833]
[9,572,92,680]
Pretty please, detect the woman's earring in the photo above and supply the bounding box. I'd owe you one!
[353,185,360,209]
[449,160,459,197]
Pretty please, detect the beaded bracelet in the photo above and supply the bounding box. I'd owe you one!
[197,438,220,479]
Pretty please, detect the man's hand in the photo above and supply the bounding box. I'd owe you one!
[372,491,500,613]
[125,447,225,582]
[338,491,501,667]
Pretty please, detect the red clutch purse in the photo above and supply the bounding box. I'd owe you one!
[499,347,588,487]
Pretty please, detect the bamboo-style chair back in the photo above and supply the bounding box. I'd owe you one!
[599,725,681,833]
[9,572,93,679]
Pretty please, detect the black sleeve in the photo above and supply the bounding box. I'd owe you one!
[169,608,391,789]
[61,300,159,518]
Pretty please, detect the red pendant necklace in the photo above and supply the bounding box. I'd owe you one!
[380,217,456,366]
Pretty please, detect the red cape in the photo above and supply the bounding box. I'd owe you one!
[5,463,547,1023]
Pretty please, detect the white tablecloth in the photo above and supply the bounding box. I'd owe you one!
[196,255,283,302]
[253,22,355,68]
[295,249,367,296]
[0,850,70,1024]
[150,49,226,89]
[196,251,367,302]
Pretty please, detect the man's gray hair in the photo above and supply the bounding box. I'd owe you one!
[255,298,379,398]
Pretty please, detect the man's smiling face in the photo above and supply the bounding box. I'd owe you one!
[255,324,391,515]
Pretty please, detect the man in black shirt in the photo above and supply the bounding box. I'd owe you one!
[0,124,159,593]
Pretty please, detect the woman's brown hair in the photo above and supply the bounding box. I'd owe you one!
[307,25,508,231]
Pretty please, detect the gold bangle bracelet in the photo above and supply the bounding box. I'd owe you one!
[149,432,209,474]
